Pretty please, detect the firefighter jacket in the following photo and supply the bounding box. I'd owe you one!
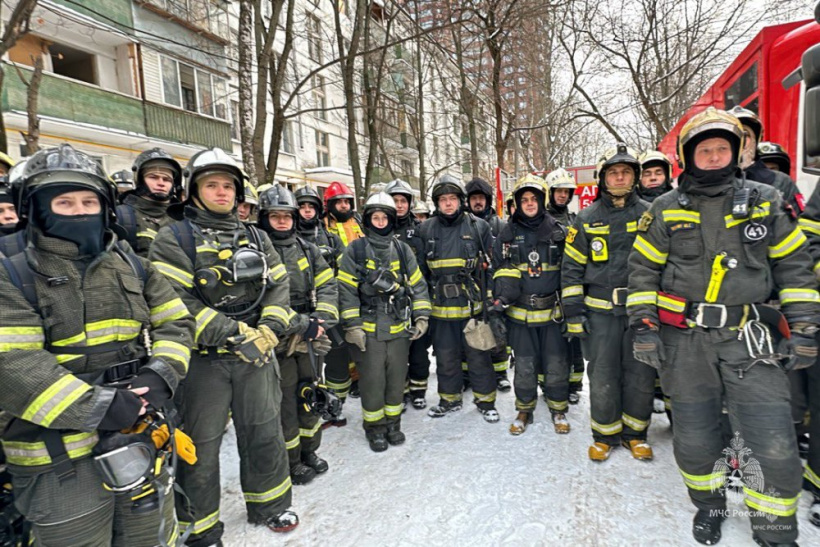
[270,234,339,335]
[476,207,505,238]
[325,215,364,248]
[338,231,431,341]
[493,213,566,325]
[297,221,344,274]
[0,229,193,469]
[561,192,649,318]
[419,212,494,321]
[548,204,575,228]
[745,160,802,215]
[798,182,820,275]
[149,206,293,351]
[395,214,425,264]
[0,230,26,258]
[116,194,174,258]
[627,178,820,329]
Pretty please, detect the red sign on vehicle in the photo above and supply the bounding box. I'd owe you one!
[577,183,598,209]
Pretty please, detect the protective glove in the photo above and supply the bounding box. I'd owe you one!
[302,316,322,341]
[98,390,144,431]
[128,367,172,409]
[150,424,198,465]
[486,298,506,315]
[311,334,333,356]
[344,327,367,352]
[227,322,279,367]
[563,315,589,340]
[410,317,429,341]
[488,313,507,347]
[778,323,819,371]
[632,322,666,370]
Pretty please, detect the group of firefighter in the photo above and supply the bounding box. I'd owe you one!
[0,102,818,547]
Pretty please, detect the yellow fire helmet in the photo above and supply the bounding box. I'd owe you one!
[677,107,745,170]
[545,168,577,191]
[638,150,673,181]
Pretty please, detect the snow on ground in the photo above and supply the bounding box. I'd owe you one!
[217,361,820,546]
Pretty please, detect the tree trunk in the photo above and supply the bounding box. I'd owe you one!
[23,53,43,155]
[237,0,256,182]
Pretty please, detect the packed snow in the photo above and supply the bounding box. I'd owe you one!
[217,359,820,546]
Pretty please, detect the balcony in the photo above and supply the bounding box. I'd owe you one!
[135,0,229,43]
[2,68,144,135]
[53,0,134,29]
[145,102,232,149]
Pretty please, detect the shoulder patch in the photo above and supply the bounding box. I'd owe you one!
[637,211,654,232]
[566,227,578,244]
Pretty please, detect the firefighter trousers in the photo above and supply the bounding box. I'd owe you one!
[279,351,322,467]
[547,336,584,392]
[582,312,655,444]
[351,336,411,432]
[175,353,291,546]
[509,322,569,414]
[660,327,802,544]
[431,318,496,409]
[791,361,820,499]
[406,330,431,396]
[10,457,176,547]
[324,344,355,401]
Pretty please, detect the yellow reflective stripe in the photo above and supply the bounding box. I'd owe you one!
[0,326,45,351]
[804,465,820,489]
[85,319,142,345]
[569,372,583,382]
[493,268,521,279]
[179,509,220,535]
[269,264,287,281]
[55,354,82,364]
[564,244,588,265]
[315,302,339,319]
[299,421,321,438]
[546,398,568,411]
[341,308,360,320]
[768,226,807,259]
[315,268,333,288]
[196,243,219,254]
[244,476,292,503]
[153,262,194,288]
[136,229,157,240]
[408,268,423,286]
[799,218,820,236]
[297,257,309,271]
[725,202,771,228]
[633,235,668,265]
[284,435,300,450]
[626,221,638,233]
[2,432,98,466]
[662,210,701,223]
[337,270,358,288]
[590,419,622,435]
[506,306,557,323]
[22,375,91,427]
[431,305,474,319]
[384,404,403,417]
[658,294,686,312]
[362,408,385,422]
[626,291,657,308]
[152,340,191,370]
[473,391,496,403]
[429,258,467,269]
[261,306,290,324]
[779,288,820,304]
[584,296,613,310]
[583,224,610,235]
[412,299,432,311]
[743,488,800,517]
[622,413,649,432]
[194,308,218,342]
[362,322,409,334]
[51,332,86,347]
[149,298,189,327]
[566,323,583,334]
[679,469,725,491]
[561,285,584,299]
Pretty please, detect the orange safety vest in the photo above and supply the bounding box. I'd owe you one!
[326,217,364,247]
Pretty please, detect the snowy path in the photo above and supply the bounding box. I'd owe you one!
[217,363,820,546]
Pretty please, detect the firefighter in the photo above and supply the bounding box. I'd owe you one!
[0,175,19,236]
[628,107,819,546]
[0,144,193,546]
[729,105,803,215]
[420,175,498,422]
[637,150,674,202]
[257,185,338,485]
[323,180,364,415]
[337,192,431,450]
[295,185,344,271]
[561,144,656,462]
[111,169,135,200]
[412,199,430,222]
[116,148,182,258]
[238,175,259,223]
[0,160,28,256]
[506,190,516,217]
[493,174,570,435]
[384,178,432,409]
[149,148,299,543]
[545,168,585,405]
[757,141,791,174]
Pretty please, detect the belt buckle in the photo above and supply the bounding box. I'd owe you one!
[442,284,460,299]
[695,303,727,329]
[611,288,628,306]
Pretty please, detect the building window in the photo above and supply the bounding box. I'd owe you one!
[282,121,294,154]
[313,75,327,120]
[724,61,758,110]
[307,14,323,63]
[315,130,330,167]
[161,56,182,107]
[230,100,240,141]
[49,43,97,85]
[401,160,414,178]
[160,55,228,120]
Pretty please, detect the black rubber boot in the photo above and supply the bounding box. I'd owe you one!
[289,462,316,485]
[302,452,329,474]
[365,429,388,452]
[692,509,725,545]
[386,423,405,445]
[752,533,798,547]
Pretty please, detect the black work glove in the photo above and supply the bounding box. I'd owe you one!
[302,317,321,341]
[778,325,819,371]
[128,368,172,409]
[632,326,666,370]
[98,390,144,431]
[488,313,507,347]
[486,298,506,315]
[563,316,589,340]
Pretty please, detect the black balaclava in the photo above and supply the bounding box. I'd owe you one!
[637,160,673,200]
[681,130,740,191]
[297,200,322,231]
[34,184,106,256]
[260,210,297,240]
[363,207,396,238]
[436,194,463,225]
[328,199,354,222]
[513,189,547,231]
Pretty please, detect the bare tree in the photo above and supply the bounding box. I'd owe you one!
[12,50,44,155]
[0,0,39,153]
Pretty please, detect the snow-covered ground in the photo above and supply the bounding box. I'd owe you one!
[217,364,820,546]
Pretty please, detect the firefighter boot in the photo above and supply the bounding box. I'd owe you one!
[365,429,388,452]
[302,452,329,474]
[249,510,300,533]
[428,399,463,418]
[509,412,533,436]
[386,422,405,446]
[752,534,798,547]
[810,496,820,527]
[588,442,614,462]
[621,439,654,461]
[290,462,316,485]
[692,509,724,545]
[552,412,570,434]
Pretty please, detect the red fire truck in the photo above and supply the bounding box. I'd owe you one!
[658,18,820,195]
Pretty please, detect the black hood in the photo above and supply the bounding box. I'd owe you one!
[465,178,494,208]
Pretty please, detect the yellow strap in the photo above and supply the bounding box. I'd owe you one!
[705,253,729,303]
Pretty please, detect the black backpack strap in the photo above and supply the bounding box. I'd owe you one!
[171,220,197,267]
[2,253,38,313]
[245,224,264,250]
[115,204,138,249]
[391,238,409,282]
[114,242,148,285]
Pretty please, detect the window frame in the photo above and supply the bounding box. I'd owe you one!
[159,54,229,121]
